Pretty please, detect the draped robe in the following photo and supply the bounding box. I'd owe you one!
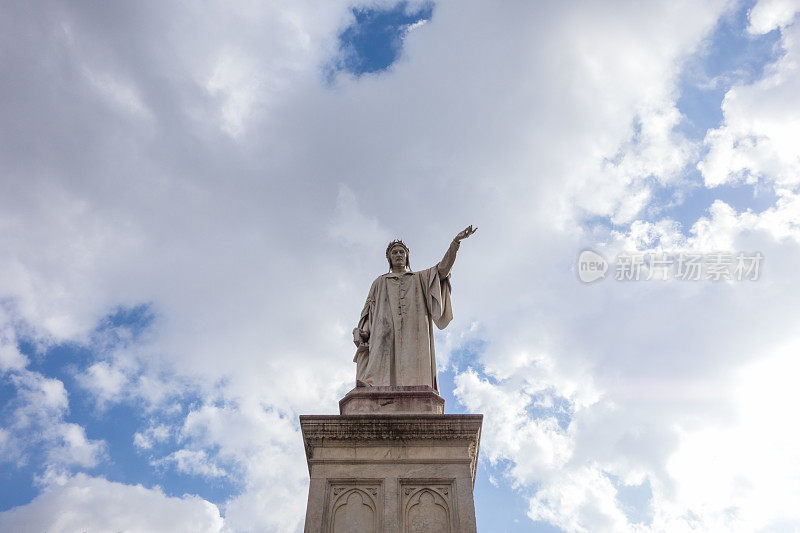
[354,264,453,391]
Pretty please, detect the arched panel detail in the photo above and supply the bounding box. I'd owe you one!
[328,488,377,533]
[404,488,450,533]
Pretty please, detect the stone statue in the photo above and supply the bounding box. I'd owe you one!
[352,225,477,392]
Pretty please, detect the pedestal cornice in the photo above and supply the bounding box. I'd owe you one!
[300,414,483,486]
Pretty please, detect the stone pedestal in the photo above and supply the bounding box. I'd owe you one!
[301,388,482,532]
[339,386,445,415]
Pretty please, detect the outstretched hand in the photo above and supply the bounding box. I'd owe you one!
[454,225,478,242]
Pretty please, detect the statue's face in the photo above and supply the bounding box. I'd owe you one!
[389,245,407,269]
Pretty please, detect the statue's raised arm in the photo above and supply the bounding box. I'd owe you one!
[353,226,477,391]
[438,225,478,278]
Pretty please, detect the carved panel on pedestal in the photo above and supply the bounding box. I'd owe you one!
[325,480,382,533]
[400,480,457,533]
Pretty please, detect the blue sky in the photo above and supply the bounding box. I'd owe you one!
[2,1,800,531]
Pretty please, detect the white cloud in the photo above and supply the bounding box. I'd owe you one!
[134,423,172,450]
[328,183,392,251]
[83,67,153,120]
[640,341,800,531]
[3,0,800,531]
[78,360,127,406]
[178,401,309,532]
[0,324,28,372]
[206,49,264,138]
[748,0,800,33]
[0,473,223,533]
[46,423,106,469]
[528,466,631,533]
[1,367,106,470]
[156,449,228,479]
[454,367,577,484]
[700,1,800,188]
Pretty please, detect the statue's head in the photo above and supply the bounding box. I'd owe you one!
[386,240,410,270]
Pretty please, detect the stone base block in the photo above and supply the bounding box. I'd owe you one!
[338,386,445,415]
[301,414,482,533]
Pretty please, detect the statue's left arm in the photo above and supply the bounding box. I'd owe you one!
[437,225,477,277]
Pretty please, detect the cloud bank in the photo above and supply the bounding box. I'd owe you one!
[2,0,800,531]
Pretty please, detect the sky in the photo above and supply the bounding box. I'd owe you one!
[1,0,800,531]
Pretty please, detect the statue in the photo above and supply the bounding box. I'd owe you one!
[352,225,477,392]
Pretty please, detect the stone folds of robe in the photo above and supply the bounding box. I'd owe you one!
[354,265,453,391]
